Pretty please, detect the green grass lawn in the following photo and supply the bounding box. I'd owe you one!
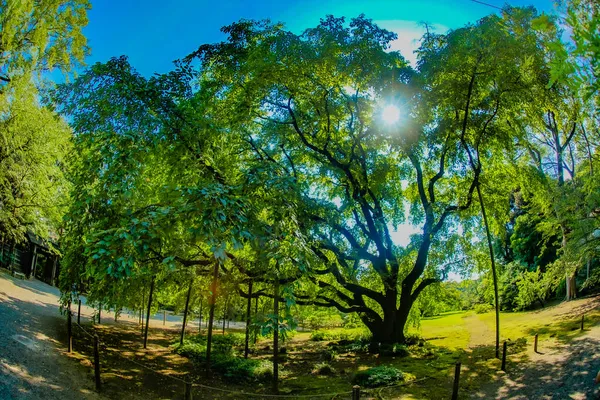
[417,311,471,349]
[477,295,600,343]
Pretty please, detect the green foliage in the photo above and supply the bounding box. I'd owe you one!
[310,328,370,342]
[175,340,273,382]
[514,268,554,310]
[185,333,245,355]
[0,0,89,247]
[52,5,599,345]
[353,366,405,388]
[474,304,494,314]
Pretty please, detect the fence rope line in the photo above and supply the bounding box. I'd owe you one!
[71,318,354,398]
[192,382,353,398]
[74,320,95,339]
[361,377,429,394]
[105,347,189,384]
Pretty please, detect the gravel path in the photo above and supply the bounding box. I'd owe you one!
[0,272,105,400]
[471,322,600,399]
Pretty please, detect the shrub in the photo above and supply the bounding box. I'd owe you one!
[474,303,494,314]
[322,349,338,361]
[174,343,207,363]
[310,330,328,341]
[353,366,405,388]
[378,343,409,357]
[312,362,335,375]
[174,338,273,382]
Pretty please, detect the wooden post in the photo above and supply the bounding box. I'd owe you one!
[143,276,155,349]
[352,385,361,400]
[184,382,192,400]
[501,341,507,371]
[163,310,166,326]
[244,280,253,359]
[534,334,538,353]
[97,305,101,325]
[77,299,81,325]
[67,301,72,353]
[581,314,584,331]
[94,335,101,391]
[451,362,461,400]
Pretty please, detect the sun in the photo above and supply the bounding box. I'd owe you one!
[382,105,401,125]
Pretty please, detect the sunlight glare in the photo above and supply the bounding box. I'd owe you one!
[382,105,401,125]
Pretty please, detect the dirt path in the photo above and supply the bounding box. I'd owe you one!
[471,324,600,399]
[0,272,106,399]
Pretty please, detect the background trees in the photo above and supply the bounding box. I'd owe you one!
[0,0,89,246]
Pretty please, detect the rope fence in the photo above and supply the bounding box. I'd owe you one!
[66,308,589,399]
[67,309,358,399]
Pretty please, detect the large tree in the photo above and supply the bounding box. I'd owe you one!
[186,13,545,343]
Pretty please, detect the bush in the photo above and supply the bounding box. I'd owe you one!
[353,366,405,388]
[321,349,338,361]
[378,343,409,357]
[474,303,494,314]
[310,330,328,341]
[174,343,207,363]
[312,362,335,375]
[174,337,273,382]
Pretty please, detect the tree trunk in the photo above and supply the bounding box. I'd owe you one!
[206,262,219,370]
[179,277,193,346]
[272,279,279,393]
[477,184,501,359]
[198,298,203,333]
[144,275,155,349]
[561,225,578,301]
[141,287,145,331]
[244,281,253,359]
[222,297,227,335]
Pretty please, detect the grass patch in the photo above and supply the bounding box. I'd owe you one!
[415,311,470,349]
[477,296,600,343]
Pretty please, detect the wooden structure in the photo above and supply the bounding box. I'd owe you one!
[0,232,60,286]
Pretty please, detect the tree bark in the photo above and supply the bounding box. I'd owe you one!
[222,296,228,335]
[253,296,259,344]
[198,297,203,333]
[244,280,253,359]
[477,184,501,359]
[206,262,219,371]
[272,279,279,393]
[179,277,194,346]
[144,275,155,349]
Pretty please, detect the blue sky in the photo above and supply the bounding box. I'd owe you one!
[84,0,555,76]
